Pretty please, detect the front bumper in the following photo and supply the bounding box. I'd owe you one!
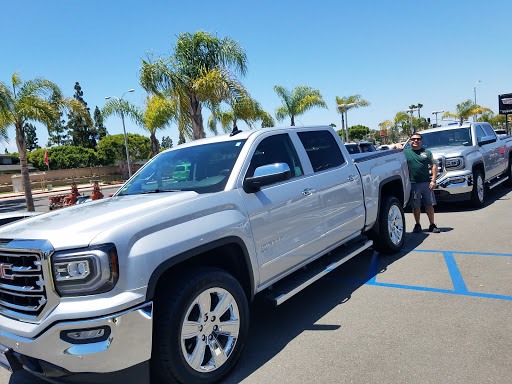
[0,302,152,382]
[434,171,473,200]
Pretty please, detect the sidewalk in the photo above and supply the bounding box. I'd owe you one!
[0,183,124,202]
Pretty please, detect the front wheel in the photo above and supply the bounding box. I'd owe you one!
[368,196,405,254]
[152,267,249,384]
[470,169,485,208]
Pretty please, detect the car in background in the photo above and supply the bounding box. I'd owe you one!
[345,141,377,154]
[173,163,191,181]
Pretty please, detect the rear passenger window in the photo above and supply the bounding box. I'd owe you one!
[297,131,345,172]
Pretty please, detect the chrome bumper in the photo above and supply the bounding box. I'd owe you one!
[435,171,473,196]
[0,302,152,374]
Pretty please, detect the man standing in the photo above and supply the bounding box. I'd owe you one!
[404,132,440,233]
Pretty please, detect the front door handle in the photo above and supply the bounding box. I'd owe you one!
[302,188,316,196]
[347,174,358,182]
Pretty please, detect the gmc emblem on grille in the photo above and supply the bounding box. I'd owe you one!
[0,263,14,280]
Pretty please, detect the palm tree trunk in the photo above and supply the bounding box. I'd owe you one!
[150,132,159,157]
[188,93,205,140]
[15,122,35,211]
[290,115,295,126]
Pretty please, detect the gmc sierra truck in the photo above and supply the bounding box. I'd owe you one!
[0,125,410,384]
[404,122,512,207]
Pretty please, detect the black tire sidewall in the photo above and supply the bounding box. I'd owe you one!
[153,268,249,384]
[372,196,405,254]
[471,170,485,207]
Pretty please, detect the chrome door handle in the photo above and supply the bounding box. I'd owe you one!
[302,188,316,196]
[347,174,358,182]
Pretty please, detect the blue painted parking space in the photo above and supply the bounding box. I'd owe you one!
[340,249,512,301]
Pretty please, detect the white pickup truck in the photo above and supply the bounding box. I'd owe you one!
[0,126,410,384]
[405,122,512,207]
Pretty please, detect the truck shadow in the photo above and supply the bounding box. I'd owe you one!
[222,245,412,384]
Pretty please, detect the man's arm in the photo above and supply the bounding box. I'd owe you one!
[430,163,437,190]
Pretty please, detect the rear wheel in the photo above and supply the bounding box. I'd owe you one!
[504,159,512,187]
[152,267,249,384]
[368,196,405,254]
[470,169,485,207]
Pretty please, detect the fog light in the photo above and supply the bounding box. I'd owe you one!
[60,326,111,344]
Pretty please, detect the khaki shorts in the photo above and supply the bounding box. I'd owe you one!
[410,182,436,208]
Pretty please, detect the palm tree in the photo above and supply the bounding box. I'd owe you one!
[274,85,327,126]
[335,95,370,140]
[442,99,493,126]
[0,72,89,211]
[139,31,248,141]
[207,95,274,133]
[103,95,178,158]
[378,120,394,144]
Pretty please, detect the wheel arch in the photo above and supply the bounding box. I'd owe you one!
[146,236,255,302]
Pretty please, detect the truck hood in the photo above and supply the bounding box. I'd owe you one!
[0,192,198,250]
[430,145,469,159]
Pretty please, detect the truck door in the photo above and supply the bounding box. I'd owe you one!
[239,133,323,285]
[482,123,507,177]
[474,124,498,179]
[296,130,365,251]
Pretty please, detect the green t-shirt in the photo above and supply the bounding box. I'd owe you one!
[404,148,434,183]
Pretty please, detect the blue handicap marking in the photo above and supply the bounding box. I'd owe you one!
[341,249,512,301]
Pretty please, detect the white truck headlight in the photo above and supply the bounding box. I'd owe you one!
[51,244,119,296]
[445,156,464,170]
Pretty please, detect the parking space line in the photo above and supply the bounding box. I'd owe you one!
[332,249,512,301]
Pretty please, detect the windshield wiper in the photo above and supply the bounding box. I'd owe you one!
[138,189,182,194]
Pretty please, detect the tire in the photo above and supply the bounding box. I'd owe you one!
[470,169,485,208]
[152,267,249,384]
[368,195,405,254]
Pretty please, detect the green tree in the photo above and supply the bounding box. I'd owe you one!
[24,123,39,151]
[103,95,177,158]
[335,94,370,140]
[348,124,370,141]
[28,146,98,170]
[274,85,327,126]
[97,134,150,166]
[47,91,69,146]
[139,31,248,140]
[207,95,274,133]
[93,106,108,140]
[161,136,173,149]
[0,72,90,211]
[442,99,492,126]
[67,82,96,148]
[394,111,412,137]
[177,131,186,145]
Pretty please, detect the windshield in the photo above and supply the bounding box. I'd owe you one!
[405,128,472,149]
[118,140,247,195]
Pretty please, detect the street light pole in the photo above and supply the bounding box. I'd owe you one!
[105,89,134,178]
[473,80,481,105]
[432,110,445,128]
[406,108,418,134]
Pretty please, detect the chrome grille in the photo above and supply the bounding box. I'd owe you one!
[0,250,47,316]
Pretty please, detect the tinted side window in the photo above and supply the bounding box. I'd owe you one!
[297,131,345,172]
[481,123,497,138]
[246,134,303,178]
[474,125,486,141]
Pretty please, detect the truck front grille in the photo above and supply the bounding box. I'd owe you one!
[0,250,46,316]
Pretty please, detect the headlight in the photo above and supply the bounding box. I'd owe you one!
[51,244,119,296]
[445,156,464,170]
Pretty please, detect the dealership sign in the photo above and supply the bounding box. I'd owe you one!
[499,93,512,114]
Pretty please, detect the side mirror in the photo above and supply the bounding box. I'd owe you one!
[477,135,496,146]
[243,163,291,193]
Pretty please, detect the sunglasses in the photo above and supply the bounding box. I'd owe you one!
[410,138,422,141]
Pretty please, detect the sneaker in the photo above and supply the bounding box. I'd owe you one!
[429,224,440,233]
[413,223,422,233]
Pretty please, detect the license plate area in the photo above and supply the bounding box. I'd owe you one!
[0,345,12,372]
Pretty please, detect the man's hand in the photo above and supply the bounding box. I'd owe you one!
[429,180,436,190]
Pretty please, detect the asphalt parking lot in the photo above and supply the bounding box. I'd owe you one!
[1,186,511,384]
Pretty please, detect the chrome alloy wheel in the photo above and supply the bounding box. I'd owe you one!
[180,287,240,373]
[387,204,404,245]
[476,174,484,203]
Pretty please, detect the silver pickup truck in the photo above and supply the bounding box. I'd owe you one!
[405,122,512,207]
[0,126,410,384]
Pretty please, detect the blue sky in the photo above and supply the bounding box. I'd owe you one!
[1,0,510,152]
